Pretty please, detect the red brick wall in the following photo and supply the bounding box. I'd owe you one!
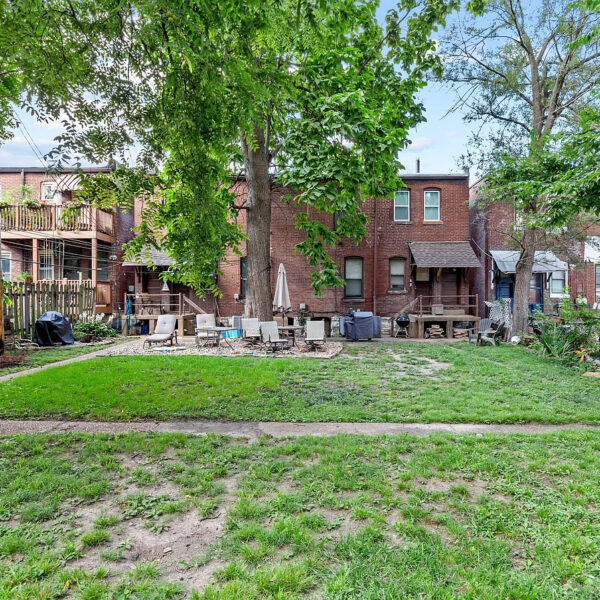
[212,176,472,318]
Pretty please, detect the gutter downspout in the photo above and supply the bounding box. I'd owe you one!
[372,199,378,315]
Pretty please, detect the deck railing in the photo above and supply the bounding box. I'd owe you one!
[399,294,479,317]
[0,204,114,236]
[125,293,186,316]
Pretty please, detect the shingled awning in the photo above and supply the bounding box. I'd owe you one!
[409,242,481,268]
[122,246,173,267]
[490,249,567,274]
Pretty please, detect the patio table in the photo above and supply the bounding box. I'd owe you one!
[202,326,240,350]
[278,325,305,347]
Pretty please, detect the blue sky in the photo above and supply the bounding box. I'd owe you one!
[1,2,469,175]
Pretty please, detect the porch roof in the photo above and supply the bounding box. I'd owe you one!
[408,241,481,268]
[122,246,173,267]
[490,249,567,274]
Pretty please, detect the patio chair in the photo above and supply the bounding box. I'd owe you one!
[468,318,491,343]
[305,320,326,350]
[195,313,217,347]
[260,321,289,352]
[477,322,507,346]
[143,314,177,348]
[242,318,261,344]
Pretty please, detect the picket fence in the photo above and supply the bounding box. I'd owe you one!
[3,280,96,340]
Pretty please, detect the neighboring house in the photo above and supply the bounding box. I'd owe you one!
[0,166,133,313]
[469,180,599,314]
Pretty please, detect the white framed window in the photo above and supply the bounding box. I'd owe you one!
[424,190,440,222]
[41,182,60,204]
[389,258,406,290]
[1,251,10,281]
[39,250,54,280]
[344,257,363,298]
[550,270,568,296]
[394,191,410,222]
[596,265,600,301]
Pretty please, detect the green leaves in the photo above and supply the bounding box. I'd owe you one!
[5,0,457,297]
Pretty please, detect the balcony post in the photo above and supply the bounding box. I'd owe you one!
[32,238,39,282]
[91,238,98,287]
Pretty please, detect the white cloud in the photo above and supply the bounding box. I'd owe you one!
[407,136,434,151]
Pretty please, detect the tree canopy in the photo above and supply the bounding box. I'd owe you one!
[2,0,458,311]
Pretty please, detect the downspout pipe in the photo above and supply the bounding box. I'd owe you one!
[372,199,378,315]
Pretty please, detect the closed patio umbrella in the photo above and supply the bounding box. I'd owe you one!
[273,263,291,316]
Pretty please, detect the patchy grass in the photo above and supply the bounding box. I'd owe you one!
[1,431,600,598]
[0,337,134,375]
[1,343,599,423]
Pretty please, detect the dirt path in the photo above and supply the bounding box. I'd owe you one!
[0,419,596,437]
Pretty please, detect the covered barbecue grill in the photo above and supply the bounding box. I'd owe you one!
[395,313,410,338]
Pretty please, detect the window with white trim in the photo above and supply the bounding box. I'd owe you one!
[595,264,600,301]
[550,270,567,295]
[39,250,54,280]
[41,182,60,204]
[389,258,406,290]
[1,251,10,281]
[393,191,410,222]
[344,257,363,298]
[424,190,440,221]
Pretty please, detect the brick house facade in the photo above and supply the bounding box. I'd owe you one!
[469,179,600,314]
[127,173,480,328]
[0,166,134,312]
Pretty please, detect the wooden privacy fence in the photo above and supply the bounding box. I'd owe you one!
[3,281,96,340]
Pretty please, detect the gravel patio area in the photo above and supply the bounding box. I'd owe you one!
[103,337,344,359]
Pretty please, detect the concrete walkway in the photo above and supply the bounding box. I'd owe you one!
[0,419,596,438]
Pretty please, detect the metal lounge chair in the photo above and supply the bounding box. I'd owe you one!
[305,320,326,350]
[195,313,217,347]
[260,320,289,352]
[242,318,261,344]
[143,314,177,348]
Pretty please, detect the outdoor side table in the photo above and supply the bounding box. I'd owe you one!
[278,325,305,347]
[203,326,240,350]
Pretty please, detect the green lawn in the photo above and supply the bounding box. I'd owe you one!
[1,343,599,423]
[1,338,134,375]
[1,431,600,599]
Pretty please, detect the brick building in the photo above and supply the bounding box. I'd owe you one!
[469,179,600,314]
[0,166,134,312]
[126,172,481,332]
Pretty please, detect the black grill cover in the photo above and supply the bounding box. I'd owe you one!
[345,311,375,340]
[34,311,75,346]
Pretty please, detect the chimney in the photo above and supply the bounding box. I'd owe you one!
[416,158,421,173]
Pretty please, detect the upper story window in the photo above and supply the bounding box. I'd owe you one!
[596,264,600,300]
[240,257,247,299]
[424,190,440,222]
[344,257,363,298]
[41,182,61,204]
[389,258,406,290]
[394,190,410,222]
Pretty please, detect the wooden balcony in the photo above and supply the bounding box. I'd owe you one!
[0,204,114,240]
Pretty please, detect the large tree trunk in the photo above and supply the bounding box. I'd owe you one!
[241,127,273,320]
[512,227,539,334]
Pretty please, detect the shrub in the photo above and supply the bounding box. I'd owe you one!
[73,321,118,339]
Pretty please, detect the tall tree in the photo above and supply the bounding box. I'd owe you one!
[4,0,457,319]
[442,0,600,332]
